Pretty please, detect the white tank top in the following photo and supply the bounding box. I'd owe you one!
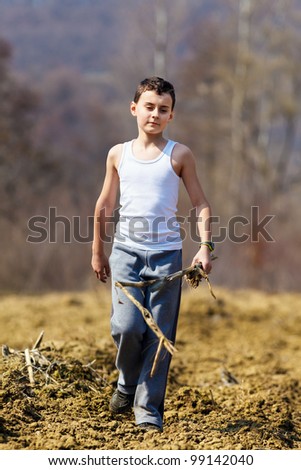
[114,139,182,251]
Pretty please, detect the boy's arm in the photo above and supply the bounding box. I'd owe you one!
[91,145,121,282]
[175,144,213,274]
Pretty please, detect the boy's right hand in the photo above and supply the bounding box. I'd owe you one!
[91,253,111,283]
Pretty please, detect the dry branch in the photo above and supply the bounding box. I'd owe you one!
[115,260,217,376]
[115,281,176,354]
[115,281,176,377]
[118,260,217,298]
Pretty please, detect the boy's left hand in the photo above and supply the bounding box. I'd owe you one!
[191,247,212,274]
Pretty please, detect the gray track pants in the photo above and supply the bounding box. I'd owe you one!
[109,242,182,428]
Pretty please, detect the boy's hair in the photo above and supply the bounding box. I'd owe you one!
[133,77,176,110]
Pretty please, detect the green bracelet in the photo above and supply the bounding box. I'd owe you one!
[199,241,215,252]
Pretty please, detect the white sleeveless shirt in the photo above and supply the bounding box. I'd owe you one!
[114,139,182,251]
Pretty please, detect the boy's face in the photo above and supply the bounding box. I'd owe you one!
[130,90,174,134]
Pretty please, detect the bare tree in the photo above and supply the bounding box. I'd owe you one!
[230,0,251,202]
[154,0,168,78]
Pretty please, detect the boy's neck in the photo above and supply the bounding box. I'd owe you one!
[135,131,167,148]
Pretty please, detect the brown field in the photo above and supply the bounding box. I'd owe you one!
[0,285,300,450]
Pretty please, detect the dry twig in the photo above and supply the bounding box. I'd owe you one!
[115,260,217,376]
[24,348,35,385]
[32,330,44,350]
[115,281,176,378]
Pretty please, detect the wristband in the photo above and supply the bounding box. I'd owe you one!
[199,241,215,252]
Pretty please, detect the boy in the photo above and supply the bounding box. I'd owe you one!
[91,77,213,432]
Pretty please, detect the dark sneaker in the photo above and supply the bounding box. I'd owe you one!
[138,422,162,433]
[109,389,134,414]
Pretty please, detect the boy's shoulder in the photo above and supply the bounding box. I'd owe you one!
[173,141,193,155]
[107,143,124,168]
[172,141,195,164]
[171,142,196,177]
[108,142,124,156]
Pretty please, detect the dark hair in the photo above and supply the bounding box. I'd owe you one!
[133,77,176,110]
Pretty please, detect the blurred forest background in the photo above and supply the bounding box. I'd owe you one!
[0,0,300,293]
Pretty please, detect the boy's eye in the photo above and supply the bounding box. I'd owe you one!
[144,105,169,113]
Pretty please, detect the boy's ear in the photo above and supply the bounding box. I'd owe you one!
[130,101,137,116]
[168,111,174,122]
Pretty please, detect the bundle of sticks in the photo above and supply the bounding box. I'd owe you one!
[2,331,49,386]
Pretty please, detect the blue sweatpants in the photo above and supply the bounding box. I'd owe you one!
[109,242,182,429]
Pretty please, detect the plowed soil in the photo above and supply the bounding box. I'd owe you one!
[0,286,300,450]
